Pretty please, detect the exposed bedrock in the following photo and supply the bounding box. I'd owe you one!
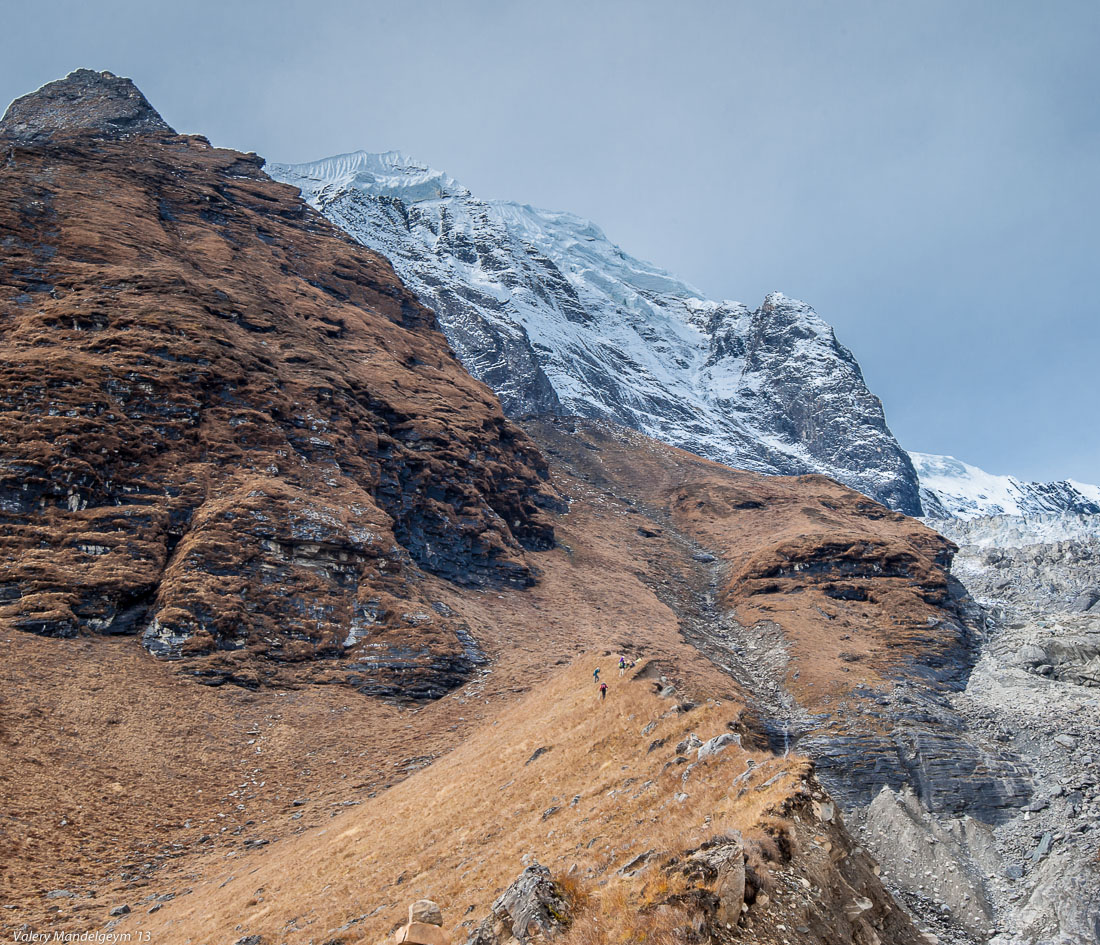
[715,527,1032,826]
[800,724,1031,825]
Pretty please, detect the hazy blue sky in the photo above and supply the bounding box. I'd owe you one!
[4,0,1097,481]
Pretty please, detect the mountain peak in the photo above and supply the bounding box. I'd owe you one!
[0,68,174,144]
[761,291,807,311]
[268,152,923,514]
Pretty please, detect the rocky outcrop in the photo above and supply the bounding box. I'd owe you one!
[658,777,927,945]
[669,833,746,929]
[267,152,922,515]
[0,71,560,697]
[0,69,174,143]
[464,863,571,945]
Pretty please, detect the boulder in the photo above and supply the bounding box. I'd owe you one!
[697,732,740,760]
[397,924,449,945]
[1015,644,1047,667]
[1069,589,1100,612]
[675,733,702,755]
[395,900,449,944]
[678,833,746,927]
[464,863,570,945]
[411,900,444,926]
[1030,832,1054,862]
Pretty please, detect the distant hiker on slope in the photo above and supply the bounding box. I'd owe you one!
[599,682,608,701]
[618,656,626,676]
[593,667,600,682]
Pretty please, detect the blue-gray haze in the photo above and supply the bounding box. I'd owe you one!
[3,0,1097,483]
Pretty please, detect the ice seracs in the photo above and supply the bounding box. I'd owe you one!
[269,151,923,514]
[911,452,1100,520]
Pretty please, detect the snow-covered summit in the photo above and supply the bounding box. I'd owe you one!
[280,150,466,205]
[911,451,1100,520]
[268,151,923,514]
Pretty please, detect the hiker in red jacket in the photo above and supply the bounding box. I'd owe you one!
[599,682,608,701]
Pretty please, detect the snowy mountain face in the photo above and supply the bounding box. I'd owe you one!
[911,452,1100,520]
[267,151,923,515]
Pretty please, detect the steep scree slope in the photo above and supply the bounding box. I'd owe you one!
[0,71,560,697]
[896,513,1100,944]
[268,151,923,515]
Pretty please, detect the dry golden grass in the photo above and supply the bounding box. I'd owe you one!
[557,868,700,945]
[137,655,804,944]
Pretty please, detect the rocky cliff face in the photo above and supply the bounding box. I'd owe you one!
[267,152,923,515]
[0,71,560,698]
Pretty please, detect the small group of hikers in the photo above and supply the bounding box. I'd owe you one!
[593,655,636,700]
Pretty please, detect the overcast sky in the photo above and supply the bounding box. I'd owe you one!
[4,0,1097,482]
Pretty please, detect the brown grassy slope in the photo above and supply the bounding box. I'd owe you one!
[0,417,742,932]
[101,420,948,944]
[132,658,920,945]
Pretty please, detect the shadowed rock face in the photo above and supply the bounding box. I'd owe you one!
[0,71,560,698]
[0,69,174,143]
